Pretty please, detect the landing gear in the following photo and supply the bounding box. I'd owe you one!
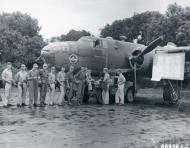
[125,86,135,103]
[163,80,180,104]
[83,86,90,104]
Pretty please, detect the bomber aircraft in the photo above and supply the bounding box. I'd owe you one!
[40,36,190,104]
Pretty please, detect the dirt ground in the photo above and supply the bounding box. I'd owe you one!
[0,88,190,148]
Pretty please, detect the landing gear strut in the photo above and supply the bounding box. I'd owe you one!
[125,86,135,103]
[163,80,180,104]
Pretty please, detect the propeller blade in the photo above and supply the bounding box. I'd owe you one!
[35,55,41,61]
[138,36,163,57]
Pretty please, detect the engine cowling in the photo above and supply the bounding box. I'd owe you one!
[129,49,144,69]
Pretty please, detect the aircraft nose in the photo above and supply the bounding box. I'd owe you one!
[41,48,55,64]
[41,49,50,57]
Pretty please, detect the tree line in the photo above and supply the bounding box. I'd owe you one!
[100,3,190,46]
[0,3,190,69]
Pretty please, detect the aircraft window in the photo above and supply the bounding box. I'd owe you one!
[93,39,102,48]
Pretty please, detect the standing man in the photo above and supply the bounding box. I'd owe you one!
[86,69,93,91]
[1,62,14,107]
[66,66,75,105]
[27,63,40,108]
[57,67,67,105]
[75,67,86,104]
[48,66,56,105]
[15,64,28,107]
[39,63,49,107]
[115,69,126,105]
[102,68,110,105]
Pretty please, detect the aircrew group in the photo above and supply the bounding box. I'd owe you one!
[1,62,126,108]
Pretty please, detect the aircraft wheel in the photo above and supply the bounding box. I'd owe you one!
[83,86,89,104]
[95,89,103,104]
[125,87,135,103]
[163,82,180,104]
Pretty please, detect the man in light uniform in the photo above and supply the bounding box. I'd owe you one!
[27,63,40,107]
[86,69,93,91]
[75,67,86,104]
[1,62,14,107]
[15,64,28,107]
[115,69,126,105]
[102,68,110,105]
[57,67,67,105]
[39,63,49,107]
[48,66,56,105]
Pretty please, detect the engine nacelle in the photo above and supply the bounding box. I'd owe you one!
[129,49,144,69]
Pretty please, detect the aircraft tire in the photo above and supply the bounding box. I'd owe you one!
[125,87,135,103]
[83,86,89,104]
[163,82,180,104]
[95,89,103,104]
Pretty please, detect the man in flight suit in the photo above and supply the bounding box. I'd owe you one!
[66,66,75,105]
[102,68,110,105]
[39,63,49,107]
[57,67,68,105]
[15,64,28,107]
[27,63,40,107]
[75,67,86,104]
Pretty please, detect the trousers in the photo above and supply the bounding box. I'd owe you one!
[40,83,48,104]
[58,84,65,104]
[115,84,125,104]
[76,81,85,103]
[2,82,12,105]
[49,83,55,104]
[67,82,75,103]
[18,82,27,105]
[28,80,38,106]
[102,85,109,104]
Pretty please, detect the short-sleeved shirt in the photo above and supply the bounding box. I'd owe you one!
[57,72,66,82]
[86,72,92,82]
[117,73,126,85]
[49,73,56,84]
[103,72,110,85]
[39,69,49,83]
[16,71,28,83]
[2,68,13,83]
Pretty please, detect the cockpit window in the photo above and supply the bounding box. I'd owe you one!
[94,40,100,47]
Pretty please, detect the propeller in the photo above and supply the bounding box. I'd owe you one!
[35,55,41,62]
[35,56,46,63]
[137,36,163,58]
[129,36,163,95]
[129,36,164,68]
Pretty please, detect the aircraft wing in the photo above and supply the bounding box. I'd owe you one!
[156,46,190,53]
[108,68,133,74]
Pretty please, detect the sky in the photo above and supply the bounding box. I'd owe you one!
[1,0,190,39]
